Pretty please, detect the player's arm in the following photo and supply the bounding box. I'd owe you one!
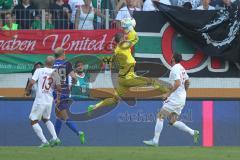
[52,70,61,105]
[127,29,139,47]
[25,69,39,96]
[163,79,181,99]
[25,79,36,96]
[69,71,77,84]
[185,79,190,91]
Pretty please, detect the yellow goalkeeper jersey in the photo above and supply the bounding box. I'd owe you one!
[114,29,139,79]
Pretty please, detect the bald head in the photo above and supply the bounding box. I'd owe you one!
[45,56,55,67]
[54,47,65,59]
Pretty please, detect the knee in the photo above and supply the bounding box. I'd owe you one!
[30,120,38,126]
[157,112,165,120]
[42,118,49,123]
[168,113,178,125]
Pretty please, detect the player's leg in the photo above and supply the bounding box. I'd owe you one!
[120,76,170,95]
[88,84,125,112]
[143,109,169,146]
[42,104,61,146]
[56,100,85,144]
[29,104,49,147]
[168,112,200,144]
[88,94,120,112]
[54,107,62,136]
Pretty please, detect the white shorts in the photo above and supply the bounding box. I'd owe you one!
[29,102,52,121]
[162,100,185,115]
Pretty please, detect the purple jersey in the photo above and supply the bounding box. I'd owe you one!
[53,59,73,100]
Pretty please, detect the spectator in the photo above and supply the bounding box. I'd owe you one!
[70,61,90,99]
[182,1,192,9]
[68,0,92,26]
[115,0,141,21]
[2,12,19,30]
[13,0,35,29]
[92,0,113,29]
[0,17,2,29]
[115,0,126,11]
[136,0,143,9]
[143,0,171,11]
[177,0,201,9]
[50,0,72,29]
[216,0,234,9]
[196,0,215,10]
[74,0,95,30]
[31,11,54,29]
[0,0,14,10]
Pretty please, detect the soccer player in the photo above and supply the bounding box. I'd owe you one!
[53,47,85,144]
[143,54,200,146]
[88,18,170,112]
[26,56,61,147]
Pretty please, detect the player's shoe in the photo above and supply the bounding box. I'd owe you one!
[49,138,61,147]
[39,142,50,148]
[87,105,95,113]
[193,130,200,144]
[79,131,85,144]
[143,140,158,147]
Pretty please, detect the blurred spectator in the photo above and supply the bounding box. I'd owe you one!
[50,0,72,29]
[0,0,14,10]
[2,12,19,30]
[216,0,234,9]
[74,0,95,30]
[115,0,141,21]
[68,0,91,26]
[136,0,143,9]
[143,0,171,11]
[92,0,113,29]
[177,0,201,9]
[0,17,2,29]
[115,0,126,11]
[13,0,36,29]
[182,1,192,9]
[31,11,54,29]
[70,61,90,99]
[196,0,215,10]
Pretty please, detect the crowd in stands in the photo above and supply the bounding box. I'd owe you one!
[0,0,237,30]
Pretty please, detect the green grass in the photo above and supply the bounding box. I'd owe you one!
[0,147,239,160]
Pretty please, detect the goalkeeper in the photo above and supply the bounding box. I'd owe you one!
[88,18,170,112]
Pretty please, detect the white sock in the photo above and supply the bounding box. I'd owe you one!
[32,123,48,143]
[45,120,58,140]
[153,118,164,144]
[173,121,195,136]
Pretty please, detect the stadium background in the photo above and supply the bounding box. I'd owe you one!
[0,0,240,148]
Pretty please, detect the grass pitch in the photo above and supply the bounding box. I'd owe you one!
[0,147,239,160]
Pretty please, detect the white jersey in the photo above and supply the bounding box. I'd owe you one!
[32,67,56,105]
[168,63,189,105]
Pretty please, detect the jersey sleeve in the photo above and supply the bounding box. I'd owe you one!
[32,68,40,81]
[170,68,181,81]
[128,29,139,47]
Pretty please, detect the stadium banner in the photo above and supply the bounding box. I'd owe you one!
[0,99,239,146]
[0,29,118,54]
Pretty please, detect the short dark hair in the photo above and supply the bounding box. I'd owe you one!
[182,2,192,10]
[173,53,182,63]
[114,32,124,43]
[75,61,83,68]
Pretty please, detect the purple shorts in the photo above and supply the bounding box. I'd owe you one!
[56,99,73,111]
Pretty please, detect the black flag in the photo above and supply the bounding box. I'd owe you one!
[153,1,240,62]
